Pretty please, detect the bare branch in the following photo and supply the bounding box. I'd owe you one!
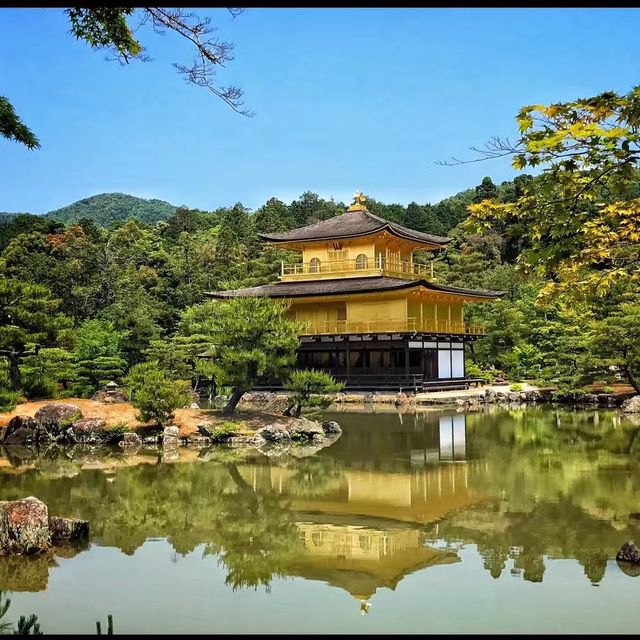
[144,8,253,117]
[436,137,522,166]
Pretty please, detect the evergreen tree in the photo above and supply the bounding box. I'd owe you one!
[72,319,127,396]
[0,279,71,390]
[473,176,498,204]
[252,197,292,233]
[179,297,300,414]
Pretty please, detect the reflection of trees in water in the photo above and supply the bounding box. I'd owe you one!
[0,455,309,593]
[422,408,640,585]
[279,457,346,499]
[0,407,639,591]
[434,495,640,585]
[202,464,303,591]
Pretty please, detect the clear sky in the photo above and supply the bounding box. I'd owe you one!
[1,7,639,214]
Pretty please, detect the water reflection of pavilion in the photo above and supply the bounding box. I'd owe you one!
[288,523,459,607]
[239,415,482,605]
[411,414,467,466]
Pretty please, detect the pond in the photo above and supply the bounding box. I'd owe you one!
[0,405,639,634]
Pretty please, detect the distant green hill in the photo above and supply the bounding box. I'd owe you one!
[46,193,176,226]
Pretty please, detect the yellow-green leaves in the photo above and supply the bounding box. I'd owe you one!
[467,87,640,303]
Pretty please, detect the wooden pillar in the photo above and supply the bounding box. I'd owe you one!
[346,339,350,381]
[404,339,410,376]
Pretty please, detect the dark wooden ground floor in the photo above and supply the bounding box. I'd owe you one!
[258,332,482,392]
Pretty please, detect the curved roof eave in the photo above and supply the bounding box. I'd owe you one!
[205,276,504,301]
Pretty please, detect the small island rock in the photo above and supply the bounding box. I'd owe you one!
[0,497,51,556]
[617,540,640,563]
[49,516,89,543]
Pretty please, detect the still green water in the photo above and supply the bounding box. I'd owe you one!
[1,405,640,634]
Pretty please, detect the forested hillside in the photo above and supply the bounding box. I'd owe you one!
[46,193,176,226]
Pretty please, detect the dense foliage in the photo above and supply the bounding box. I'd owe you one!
[461,86,640,391]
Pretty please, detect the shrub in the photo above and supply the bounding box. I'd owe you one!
[211,421,238,441]
[509,383,523,392]
[21,376,57,400]
[59,411,83,430]
[465,362,492,383]
[105,421,131,438]
[284,369,344,417]
[124,362,191,427]
[0,389,23,412]
[601,385,615,394]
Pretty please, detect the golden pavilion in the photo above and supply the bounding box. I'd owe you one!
[208,192,502,391]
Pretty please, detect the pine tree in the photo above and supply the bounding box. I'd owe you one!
[473,176,498,204]
[0,279,72,390]
[179,297,300,414]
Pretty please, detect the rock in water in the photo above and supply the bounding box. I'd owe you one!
[622,396,640,413]
[162,425,180,450]
[186,435,210,447]
[288,418,324,441]
[119,432,142,448]
[49,516,89,543]
[256,425,291,443]
[0,497,51,555]
[34,403,82,431]
[1,416,41,445]
[321,421,342,435]
[118,432,142,454]
[617,540,640,563]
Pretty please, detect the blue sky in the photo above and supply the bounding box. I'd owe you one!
[1,7,639,213]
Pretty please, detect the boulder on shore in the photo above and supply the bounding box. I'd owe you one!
[0,497,51,556]
[67,417,108,444]
[288,418,324,441]
[162,425,180,450]
[617,540,640,563]
[622,396,640,414]
[49,516,89,543]
[34,403,82,433]
[1,416,41,445]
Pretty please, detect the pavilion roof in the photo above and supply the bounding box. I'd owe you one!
[259,209,451,248]
[206,276,503,301]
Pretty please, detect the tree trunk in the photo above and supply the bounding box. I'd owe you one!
[283,402,301,418]
[625,364,640,394]
[225,463,252,492]
[223,387,245,415]
[468,342,477,365]
[7,353,21,391]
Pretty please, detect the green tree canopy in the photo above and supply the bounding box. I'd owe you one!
[179,297,301,414]
[0,279,71,390]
